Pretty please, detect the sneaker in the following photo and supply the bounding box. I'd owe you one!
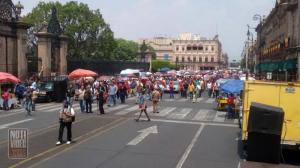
[56,141,61,145]
[66,141,71,144]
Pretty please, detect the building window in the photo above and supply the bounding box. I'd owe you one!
[205,46,208,51]
[205,57,208,62]
[176,46,179,51]
[198,45,203,50]
[182,47,185,51]
[193,57,196,62]
[199,57,202,63]
[176,57,179,62]
[187,45,192,50]
[188,57,191,62]
[211,57,214,62]
[182,57,185,62]
[212,46,215,51]
[193,45,198,50]
[164,54,169,60]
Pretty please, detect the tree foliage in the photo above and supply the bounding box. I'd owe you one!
[23,1,120,60]
[113,38,139,61]
[152,60,176,72]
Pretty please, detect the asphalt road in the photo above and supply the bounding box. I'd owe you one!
[0,92,298,168]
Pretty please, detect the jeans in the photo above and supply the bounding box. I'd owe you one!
[58,121,72,142]
[85,99,92,113]
[25,100,32,115]
[189,92,193,100]
[169,90,174,98]
[66,97,74,107]
[109,95,116,106]
[3,100,9,110]
[79,100,85,112]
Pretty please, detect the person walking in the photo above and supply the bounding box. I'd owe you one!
[108,82,118,106]
[56,102,75,145]
[207,81,213,98]
[84,86,93,113]
[97,83,106,115]
[169,80,175,99]
[119,82,127,104]
[1,89,10,111]
[227,93,235,119]
[66,84,75,107]
[32,88,38,111]
[77,85,85,113]
[152,88,161,113]
[24,88,32,116]
[135,91,150,122]
[188,82,195,100]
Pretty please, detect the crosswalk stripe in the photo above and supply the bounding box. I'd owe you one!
[192,109,210,121]
[177,99,188,102]
[197,98,204,102]
[167,108,192,119]
[106,104,129,113]
[115,106,138,115]
[205,98,215,104]
[212,111,227,122]
[154,107,176,117]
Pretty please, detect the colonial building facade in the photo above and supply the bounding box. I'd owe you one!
[139,33,224,70]
[256,0,300,81]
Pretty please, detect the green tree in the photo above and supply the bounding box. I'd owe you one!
[23,1,115,59]
[113,38,139,61]
[152,60,176,72]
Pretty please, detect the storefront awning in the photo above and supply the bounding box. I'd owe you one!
[256,58,297,72]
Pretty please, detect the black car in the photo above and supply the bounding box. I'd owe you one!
[36,79,68,103]
[36,82,55,103]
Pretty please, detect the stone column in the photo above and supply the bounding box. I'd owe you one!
[35,32,53,77]
[16,22,31,80]
[59,35,68,75]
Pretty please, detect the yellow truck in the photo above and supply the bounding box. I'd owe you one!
[241,81,300,149]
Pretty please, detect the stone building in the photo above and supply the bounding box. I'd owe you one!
[139,33,224,71]
[256,0,299,81]
[0,0,30,80]
[138,37,173,61]
[172,33,223,71]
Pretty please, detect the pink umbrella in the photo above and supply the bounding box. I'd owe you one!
[0,72,20,84]
[69,69,98,79]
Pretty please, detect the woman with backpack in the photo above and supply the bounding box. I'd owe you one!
[56,102,75,145]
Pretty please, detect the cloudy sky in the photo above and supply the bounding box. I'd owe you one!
[14,0,276,61]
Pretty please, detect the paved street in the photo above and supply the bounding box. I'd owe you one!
[0,93,245,168]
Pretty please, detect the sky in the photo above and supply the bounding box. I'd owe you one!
[13,0,276,61]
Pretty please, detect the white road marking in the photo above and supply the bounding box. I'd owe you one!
[115,106,138,115]
[167,108,192,120]
[197,98,204,102]
[154,107,176,117]
[213,111,227,122]
[127,126,158,146]
[176,124,205,168]
[106,104,129,113]
[0,119,34,130]
[192,109,210,121]
[177,99,188,102]
[141,118,238,127]
[205,98,215,104]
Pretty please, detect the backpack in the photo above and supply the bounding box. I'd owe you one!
[84,89,91,100]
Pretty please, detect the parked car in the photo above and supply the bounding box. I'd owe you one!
[36,82,55,103]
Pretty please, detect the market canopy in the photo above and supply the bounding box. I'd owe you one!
[68,69,98,79]
[220,79,244,94]
[0,72,20,84]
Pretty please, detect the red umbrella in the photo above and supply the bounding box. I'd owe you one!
[69,69,98,79]
[0,72,20,84]
[127,74,136,78]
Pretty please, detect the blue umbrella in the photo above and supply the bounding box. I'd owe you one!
[220,79,244,94]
